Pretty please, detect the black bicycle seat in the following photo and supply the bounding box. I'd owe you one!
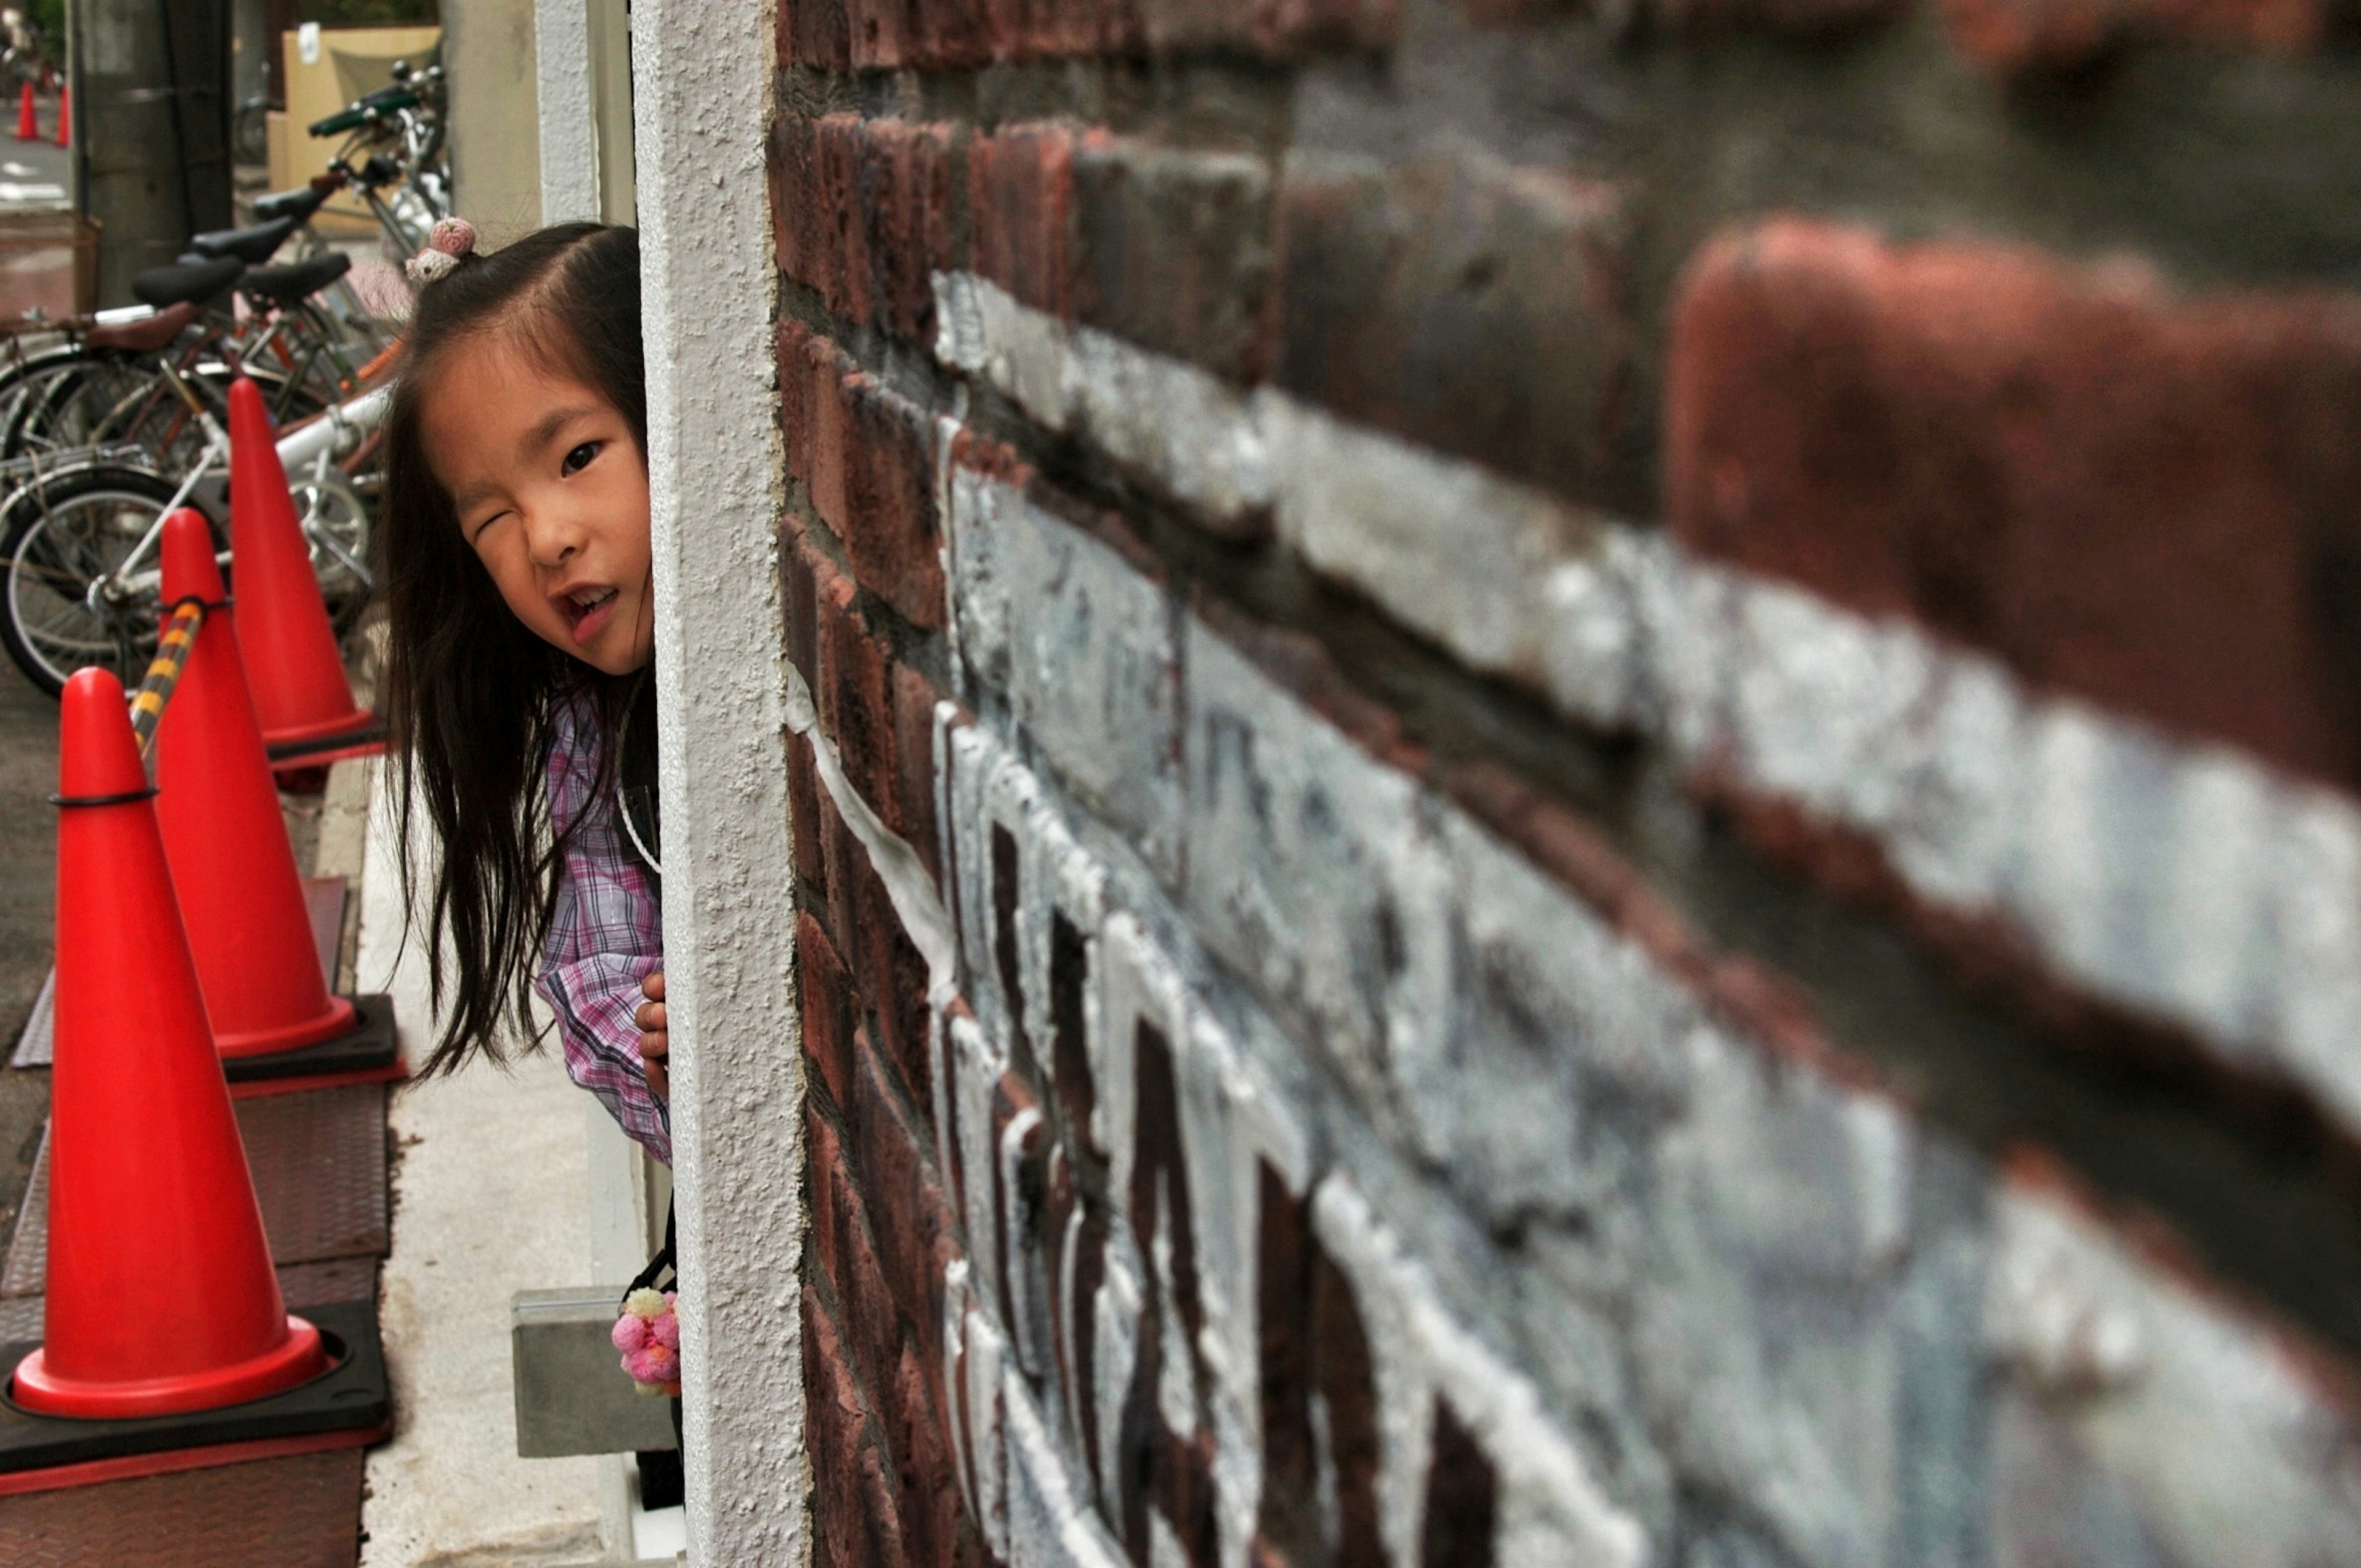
[253,184,333,224]
[185,215,299,266]
[131,256,246,309]
[241,250,352,307]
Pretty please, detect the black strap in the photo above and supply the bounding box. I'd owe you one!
[624,1196,676,1303]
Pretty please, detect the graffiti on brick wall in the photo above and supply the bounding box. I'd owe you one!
[928,721,1645,1568]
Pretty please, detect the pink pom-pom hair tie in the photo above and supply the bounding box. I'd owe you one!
[405,215,480,285]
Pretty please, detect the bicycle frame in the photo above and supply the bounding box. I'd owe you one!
[64,380,392,610]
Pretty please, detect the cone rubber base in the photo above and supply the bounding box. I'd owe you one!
[219,992,400,1087]
[217,994,357,1059]
[0,1299,389,1493]
[262,711,383,758]
[12,1317,326,1419]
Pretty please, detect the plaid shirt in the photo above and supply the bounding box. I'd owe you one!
[539,696,671,1165]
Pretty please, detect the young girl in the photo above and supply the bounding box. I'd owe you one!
[376,219,672,1166]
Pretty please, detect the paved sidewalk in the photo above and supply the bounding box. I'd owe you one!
[354,777,623,1567]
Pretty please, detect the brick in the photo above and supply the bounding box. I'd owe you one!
[1072,136,1275,383]
[807,1106,904,1390]
[788,731,829,911]
[895,663,949,890]
[849,1025,964,1348]
[773,114,965,341]
[1465,0,1897,26]
[1421,1398,1500,1567]
[813,549,898,818]
[1144,0,1398,54]
[848,839,937,1105]
[804,1286,910,1568]
[1275,151,1629,506]
[834,371,945,630]
[817,768,864,960]
[1666,218,2361,794]
[1941,0,2323,71]
[780,0,852,70]
[971,124,1077,320]
[781,319,947,629]
[801,912,856,1109]
[882,1336,970,1568]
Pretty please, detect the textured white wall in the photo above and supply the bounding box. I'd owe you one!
[532,0,599,224]
[443,0,543,238]
[632,0,807,1561]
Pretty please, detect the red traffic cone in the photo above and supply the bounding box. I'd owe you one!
[53,83,66,149]
[14,82,34,141]
[153,510,355,1056]
[11,669,328,1418]
[226,377,370,749]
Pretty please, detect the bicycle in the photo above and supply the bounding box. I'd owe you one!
[0,378,389,696]
[302,58,449,259]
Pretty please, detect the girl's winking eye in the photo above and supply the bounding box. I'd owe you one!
[563,440,602,476]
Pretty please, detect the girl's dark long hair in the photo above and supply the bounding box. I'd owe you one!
[376,223,646,1077]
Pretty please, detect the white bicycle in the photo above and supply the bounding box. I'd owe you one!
[0,379,389,696]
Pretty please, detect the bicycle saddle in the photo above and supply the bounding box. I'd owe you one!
[84,300,197,353]
[252,183,333,224]
[130,256,245,309]
[186,215,299,266]
[241,250,352,307]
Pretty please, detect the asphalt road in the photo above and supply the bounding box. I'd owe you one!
[0,133,72,212]
[0,663,53,1239]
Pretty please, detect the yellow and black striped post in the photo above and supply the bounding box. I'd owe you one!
[127,598,207,756]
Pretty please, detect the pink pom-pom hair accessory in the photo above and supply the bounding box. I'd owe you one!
[405,215,480,285]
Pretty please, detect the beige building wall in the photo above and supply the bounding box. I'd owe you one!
[442,0,542,241]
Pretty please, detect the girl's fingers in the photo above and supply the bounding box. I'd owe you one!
[638,973,670,1095]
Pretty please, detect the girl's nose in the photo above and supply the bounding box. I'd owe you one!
[521,506,589,567]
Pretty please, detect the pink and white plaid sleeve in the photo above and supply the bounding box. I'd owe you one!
[537,698,671,1166]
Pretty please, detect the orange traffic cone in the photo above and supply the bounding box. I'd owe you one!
[52,83,66,149]
[152,510,355,1056]
[226,377,370,750]
[13,82,34,142]
[10,669,328,1418]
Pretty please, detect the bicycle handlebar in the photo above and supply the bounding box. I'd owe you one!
[307,85,421,138]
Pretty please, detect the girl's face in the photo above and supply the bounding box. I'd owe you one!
[422,332,655,676]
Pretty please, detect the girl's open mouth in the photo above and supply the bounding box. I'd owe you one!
[564,587,619,646]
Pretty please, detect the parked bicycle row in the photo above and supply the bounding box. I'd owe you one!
[0,55,448,699]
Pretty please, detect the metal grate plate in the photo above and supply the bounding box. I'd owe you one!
[0,1449,363,1566]
[2,1084,387,1297]
[9,881,344,1074]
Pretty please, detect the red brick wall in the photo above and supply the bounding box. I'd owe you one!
[767,2,2361,1563]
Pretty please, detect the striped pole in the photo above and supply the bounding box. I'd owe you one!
[127,599,208,756]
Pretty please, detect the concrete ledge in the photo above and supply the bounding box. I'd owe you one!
[513,1288,679,1457]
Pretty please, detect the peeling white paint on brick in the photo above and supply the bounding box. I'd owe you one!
[1002,1369,1131,1568]
[1313,1178,1650,1568]
[936,271,1273,521]
[944,462,1186,877]
[1987,1182,2361,1568]
[927,268,2361,1141]
[785,660,959,995]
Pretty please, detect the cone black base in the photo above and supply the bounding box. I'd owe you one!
[263,715,386,768]
[221,993,400,1085]
[0,1297,389,1489]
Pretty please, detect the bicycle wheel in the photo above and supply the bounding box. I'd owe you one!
[0,466,197,697]
[4,355,327,468]
[0,462,373,699]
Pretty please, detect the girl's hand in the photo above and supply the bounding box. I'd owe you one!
[634,970,668,1098]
